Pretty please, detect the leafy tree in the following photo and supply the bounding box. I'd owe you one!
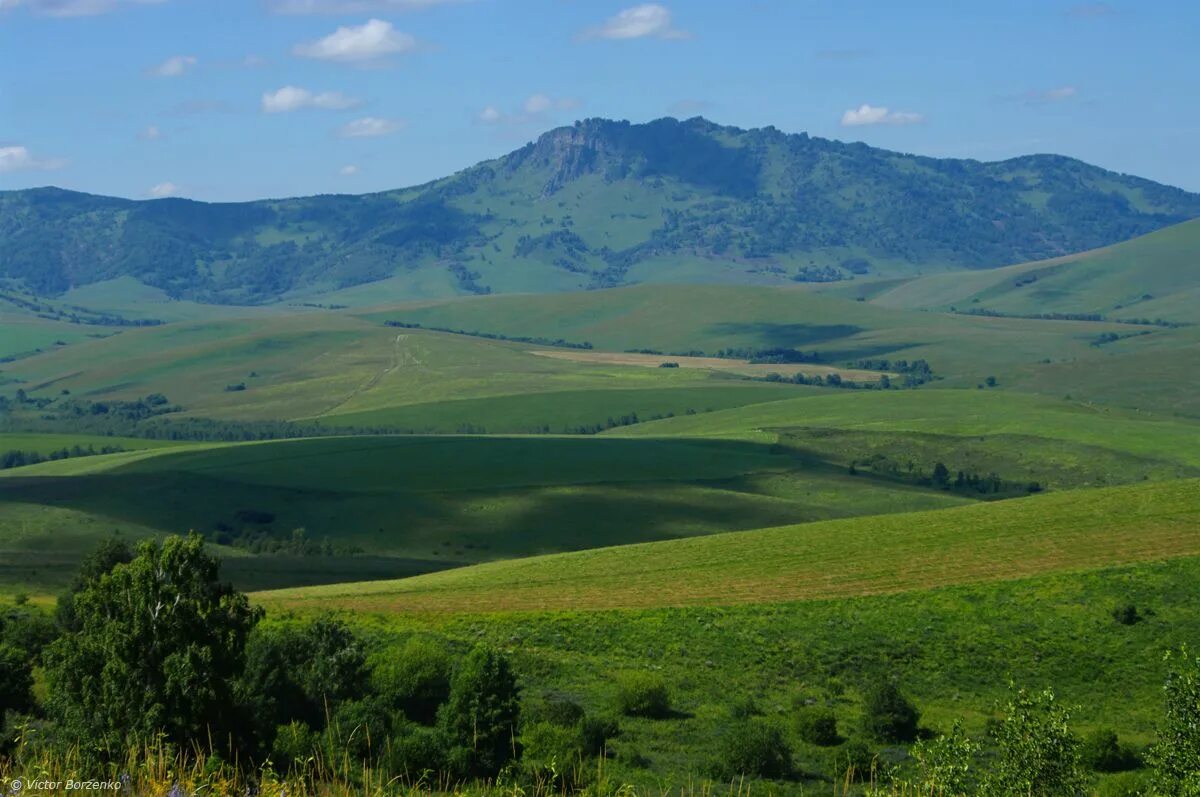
[1080,728,1140,773]
[0,644,33,716]
[980,686,1087,797]
[1148,647,1200,797]
[438,646,521,778]
[861,678,920,743]
[371,636,452,725]
[55,537,133,631]
[43,534,261,756]
[911,720,981,797]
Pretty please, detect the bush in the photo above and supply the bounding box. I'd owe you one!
[385,721,446,778]
[829,739,876,783]
[708,719,792,781]
[326,696,394,764]
[862,678,920,743]
[371,636,451,725]
[1112,604,1142,626]
[438,646,521,778]
[796,706,840,746]
[1081,729,1140,773]
[524,694,586,728]
[1094,770,1154,797]
[616,672,671,718]
[271,721,319,773]
[1148,647,1200,796]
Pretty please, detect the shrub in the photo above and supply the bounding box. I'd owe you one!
[524,694,586,728]
[1095,771,1154,797]
[796,706,840,746]
[829,739,876,783]
[326,696,394,764]
[616,672,671,718]
[271,721,319,773]
[708,719,792,781]
[862,678,920,743]
[729,695,761,719]
[1081,728,1140,773]
[1112,604,1142,626]
[438,646,521,778]
[371,636,451,725]
[520,720,591,788]
[385,721,446,778]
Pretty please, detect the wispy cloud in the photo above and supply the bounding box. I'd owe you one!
[337,116,404,138]
[146,54,197,77]
[262,86,361,113]
[338,164,360,176]
[138,125,163,141]
[840,104,924,127]
[580,4,690,41]
[293,19,417,64]
[1026,85,1078,104]
[0,0,167,17]
[477,94,580,125]
[147,181,180,198]
[267,0,465,12]
[0,145,67,173]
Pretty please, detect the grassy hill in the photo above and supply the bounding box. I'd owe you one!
[4,117,1199,305]
[0,434,974,593]
[260,477,1200,613]
[868,218,1200,323]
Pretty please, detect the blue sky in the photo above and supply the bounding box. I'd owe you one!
[2,0,1197,201]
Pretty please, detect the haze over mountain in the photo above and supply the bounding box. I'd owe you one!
[4,117,1199,305]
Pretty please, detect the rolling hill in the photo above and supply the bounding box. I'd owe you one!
[259,477,1200,613]
[867,218,1200,323]
[4,117,1199,305]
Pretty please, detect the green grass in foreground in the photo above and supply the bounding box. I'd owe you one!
[260,478,1200,613]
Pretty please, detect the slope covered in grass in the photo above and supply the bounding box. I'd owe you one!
[261,478,1200,614]
[872,218,1200,323]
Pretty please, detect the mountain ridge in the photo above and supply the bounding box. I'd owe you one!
[3,116,1199,304]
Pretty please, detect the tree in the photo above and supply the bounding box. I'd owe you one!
[43,534,262,756]
[438,646,521,778]
[932,462,951,488]
[708,719,792,780]
[55,537,133,631]
[0,644,33,716]
[862,678,920,743]
[980,686,1087,797]
[1149,647,1200,797]
[911,720,980,797]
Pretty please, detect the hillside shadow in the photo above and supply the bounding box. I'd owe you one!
[705,322,863,347]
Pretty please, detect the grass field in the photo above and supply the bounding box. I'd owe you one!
[259,477,1200,613]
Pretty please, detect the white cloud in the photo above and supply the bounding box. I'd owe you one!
[293,19,417,63]
[339,164,360,176]
[147,181,180,198]
[139,125,162,141]
[262,86,361,113]
[337,116,404,138]
[0,145,66,173]
[1026,85,1078,104]
[268,0,464,12]
[480,94,580,125]
[581,4,690,41]
[147,54,197,77]
[840,104,924,127]
[0,0,167,17]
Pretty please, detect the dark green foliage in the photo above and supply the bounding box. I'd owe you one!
[4,117,1199,302]
[707,719,792,781]
[1080,728,1140,773]
[271,721,319,773]
[861,678,921,743]
[1112,603,1143,625]
[371,636,452,725]
[0,644,33,716]
[326,696,394,763]
[238,616,368,740]
[55,537,133,631]
[438,646,521,778]
[795,705,840,746]
[42,534,261,755]
[524,694,586,728]
[615,672,671,718]
[1148,648,1200,797]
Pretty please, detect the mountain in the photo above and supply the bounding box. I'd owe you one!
[3,116,1199,305]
